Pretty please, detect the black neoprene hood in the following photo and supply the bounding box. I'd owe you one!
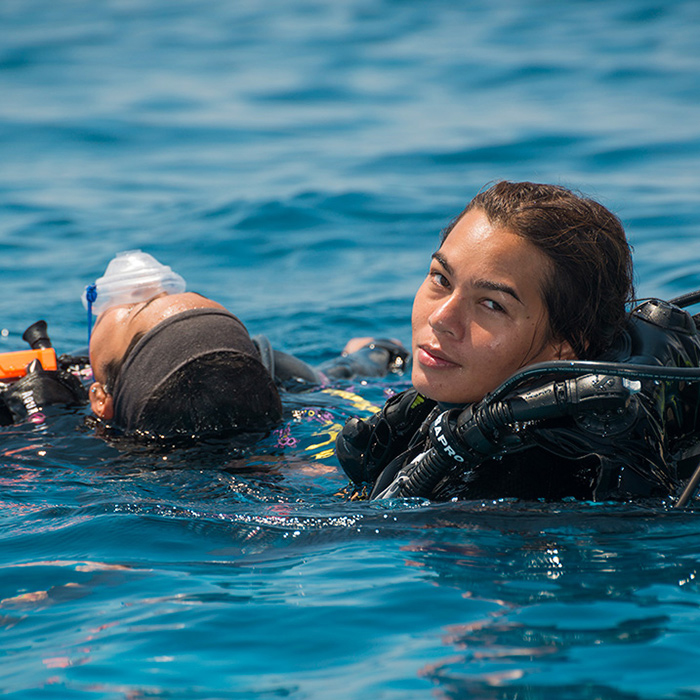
[111,308,282,437]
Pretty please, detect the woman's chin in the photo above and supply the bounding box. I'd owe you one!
[413,368,489,405]
[412,369,457,404]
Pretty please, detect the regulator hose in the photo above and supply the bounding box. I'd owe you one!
[374,362,700,501]
[483,359,700,405]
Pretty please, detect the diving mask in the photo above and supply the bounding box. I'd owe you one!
[82,250,186,340]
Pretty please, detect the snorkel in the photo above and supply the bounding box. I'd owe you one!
[82,250,187,344]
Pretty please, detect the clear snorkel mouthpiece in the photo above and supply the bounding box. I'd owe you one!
[82,250,186,342]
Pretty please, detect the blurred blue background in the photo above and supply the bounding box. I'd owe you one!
[2,1,700,698]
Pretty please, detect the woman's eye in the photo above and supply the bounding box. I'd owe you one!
[482,299,505,313]
[430,271,450,288]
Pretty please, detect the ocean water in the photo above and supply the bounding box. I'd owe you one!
[2,0,700,697]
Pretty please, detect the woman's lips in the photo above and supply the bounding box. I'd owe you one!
[416,345,459,368]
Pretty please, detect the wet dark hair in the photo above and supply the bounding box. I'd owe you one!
[137,352,282,439]
[103,331,145,395]
[441,181,635,359]
[108,308,283,439]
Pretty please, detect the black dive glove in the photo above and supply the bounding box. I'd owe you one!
[320,339,410,380]
[336,388,437,485]
[373,373,638,499]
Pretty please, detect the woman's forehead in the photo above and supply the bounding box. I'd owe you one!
[93,292,214,330]
[441,216,549,274]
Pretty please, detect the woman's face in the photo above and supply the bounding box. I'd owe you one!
[411,208,574,404]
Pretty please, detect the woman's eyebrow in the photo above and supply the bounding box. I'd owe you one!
[130,294,164,320]
[431,252,522,304]
[474,278,522,304]
[432,251,453,275]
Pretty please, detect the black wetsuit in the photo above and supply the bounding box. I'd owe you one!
[253,336,409,390]
[0,356,89,426]
[336,299,700,502]
[0,318,89,428]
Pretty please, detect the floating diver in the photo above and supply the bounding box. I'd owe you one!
[0,250,407,440]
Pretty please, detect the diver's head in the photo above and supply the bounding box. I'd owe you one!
[449,181,634,360]
[88,293,282,438]
[89,291,226,410]
[411,181,634,405]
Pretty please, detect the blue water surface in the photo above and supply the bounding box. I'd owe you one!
[2,0,700,698]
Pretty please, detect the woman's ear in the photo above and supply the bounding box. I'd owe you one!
[554,339,577,361]
[89,382,114,420]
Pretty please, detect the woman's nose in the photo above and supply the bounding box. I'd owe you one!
[428,295,464,338]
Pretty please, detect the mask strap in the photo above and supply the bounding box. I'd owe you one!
[85,283,97,345]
